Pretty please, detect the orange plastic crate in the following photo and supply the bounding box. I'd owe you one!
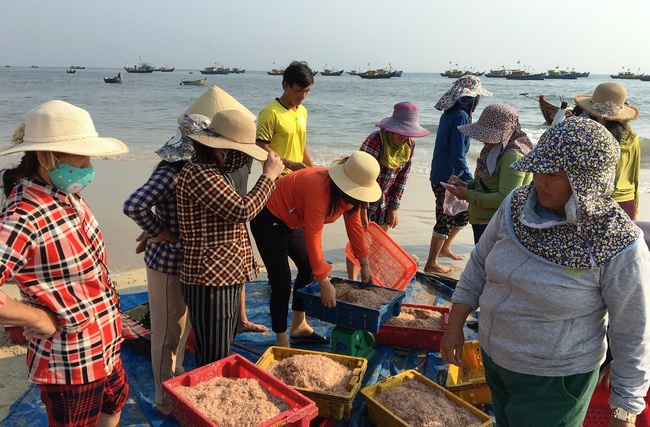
[445,340,492,405]
[344,222,417,291]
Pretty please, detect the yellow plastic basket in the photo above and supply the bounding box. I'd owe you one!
[445,340,492,405]
[256,346,367,420]
[360,369,492,427]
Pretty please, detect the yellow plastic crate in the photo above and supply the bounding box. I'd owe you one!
[360,369,492,427]
[256,346,367,420]
[445,340,492,405]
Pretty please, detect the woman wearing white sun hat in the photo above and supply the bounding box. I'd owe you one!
[0,100,130,427]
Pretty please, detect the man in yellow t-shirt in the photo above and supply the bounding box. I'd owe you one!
[256,61,314,175]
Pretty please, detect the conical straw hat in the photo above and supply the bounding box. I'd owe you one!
[177,85,256,124]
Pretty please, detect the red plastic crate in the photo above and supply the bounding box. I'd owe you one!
[163,353,318,427]
[4,325,27,344]
[345,222,417,291]
[374,304,450,351]
[583,383,650,427]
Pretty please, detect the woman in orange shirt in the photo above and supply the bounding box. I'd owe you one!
[250,151,381,347]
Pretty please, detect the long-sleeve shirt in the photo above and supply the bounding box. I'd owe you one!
[612,126,640,212]
[123,164,183,274]
[177,154,275,286]
[465,151,531,224]
[0,179,121,384]
[452,195,650,414]
[429,105,473,184]
[360,131,413,219]
[265,168,368,281]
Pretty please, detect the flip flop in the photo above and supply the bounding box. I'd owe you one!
[289,331,330,344]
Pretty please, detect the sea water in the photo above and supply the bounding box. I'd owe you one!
[0,67,648,190]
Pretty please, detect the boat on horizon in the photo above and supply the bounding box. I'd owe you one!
[66,68,76,74]
[320,67,344,76]
[70,65,85,70]
[180,77,207,86]
[611,68,644,79]
[230,67,246,74]
[201,65,229,75]
[159,65,174,72]
[124,62,155,73]
[546,69,579,79]
[267,68,284,76]
[505,70,545,80]
[30,65,38,68]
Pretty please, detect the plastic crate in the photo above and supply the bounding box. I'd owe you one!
[374,304,450,351]
[256,346,368,421]
[162,353,318,427]
[416,270,458,297]
[296,277,406,333]
[3,325,27,345]
[445,340,492,405]
[344,222,417,291]
[360,369,492,427]
[583,382,650,427]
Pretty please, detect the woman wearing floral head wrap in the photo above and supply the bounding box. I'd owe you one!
[575,82,640,220]
[424,75,492,274]
[346,101,429,279]
[440,117,650,427]
[445,104,533,243]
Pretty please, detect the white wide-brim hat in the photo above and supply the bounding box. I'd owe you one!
[188,110,268,161]
[0,100,128,157]
[328,151,382,203]
[178,85,256,125]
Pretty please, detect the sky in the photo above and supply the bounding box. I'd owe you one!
[2,0,650,74]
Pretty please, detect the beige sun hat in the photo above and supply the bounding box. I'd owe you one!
[187,110,268,161]
[0,100,128,157]
[178,85,256,124]
[574,82,639,121]
[328,151,382,203]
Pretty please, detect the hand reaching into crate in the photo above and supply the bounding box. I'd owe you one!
[319,277,337,308]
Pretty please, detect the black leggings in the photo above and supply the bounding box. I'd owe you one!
[250,207,314,333]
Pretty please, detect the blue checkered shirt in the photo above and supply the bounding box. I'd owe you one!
[123,164,183,274]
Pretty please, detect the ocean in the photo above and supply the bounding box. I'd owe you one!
[1,67,649,191]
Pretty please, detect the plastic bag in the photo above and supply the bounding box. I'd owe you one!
[443,189,469,216]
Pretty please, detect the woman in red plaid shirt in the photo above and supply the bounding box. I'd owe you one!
[0,101,130,427]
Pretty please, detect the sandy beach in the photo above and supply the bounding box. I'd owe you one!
[0,157,648,419]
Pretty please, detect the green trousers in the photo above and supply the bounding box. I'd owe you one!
[482,350,598,427]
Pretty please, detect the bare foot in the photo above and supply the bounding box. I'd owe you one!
[238,320,268,333]
[424,264,454,274]
[439,250,465,261]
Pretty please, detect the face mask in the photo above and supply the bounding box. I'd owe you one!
[48,160,95,193]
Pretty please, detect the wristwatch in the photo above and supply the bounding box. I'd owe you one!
[612,407,637,423]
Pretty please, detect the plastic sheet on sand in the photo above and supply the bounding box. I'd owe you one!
[1,276,480,427]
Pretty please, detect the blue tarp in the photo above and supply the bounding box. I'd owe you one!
[2,276,483,426]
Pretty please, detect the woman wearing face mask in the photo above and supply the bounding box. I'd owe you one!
[0,101,130,427]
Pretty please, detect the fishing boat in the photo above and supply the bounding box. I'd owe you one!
[534,95,574,125]
[610,69,644,79]
[640,75,650,81]
[66,68,76,74]
[358,69,398,79]
[505,70,545,80]
[320,67,344,76]
[159,65,175,72]
[70,65,85,70]
[201,66,230,75]
[123,62,155,73]
[347,68,361,75]
[485,68,512,78]
[30,65,38,68]
[230,68,246,74]
[267,68,284,75]
[440,69,464,78]
[104,73,122,84]
[180,77,207,86]
[546,69,579,79]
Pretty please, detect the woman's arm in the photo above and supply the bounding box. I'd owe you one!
[123,166,176,237]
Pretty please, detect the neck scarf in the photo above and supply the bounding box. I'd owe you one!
[379,129,412,169]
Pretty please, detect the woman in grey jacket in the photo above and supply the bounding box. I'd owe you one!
[441,117,650,427]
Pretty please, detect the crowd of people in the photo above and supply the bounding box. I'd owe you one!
[0,61,647,426]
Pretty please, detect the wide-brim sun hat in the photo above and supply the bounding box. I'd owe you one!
[574,82,639,121]
[375,101,430,138]
[328,151,382,203]
[435,75,492,111]
[0,100,129,157]
[457,103,519,145]
[187,109,268,161]
[178,85,256,125]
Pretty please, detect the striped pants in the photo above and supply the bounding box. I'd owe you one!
[180,283,242,367]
